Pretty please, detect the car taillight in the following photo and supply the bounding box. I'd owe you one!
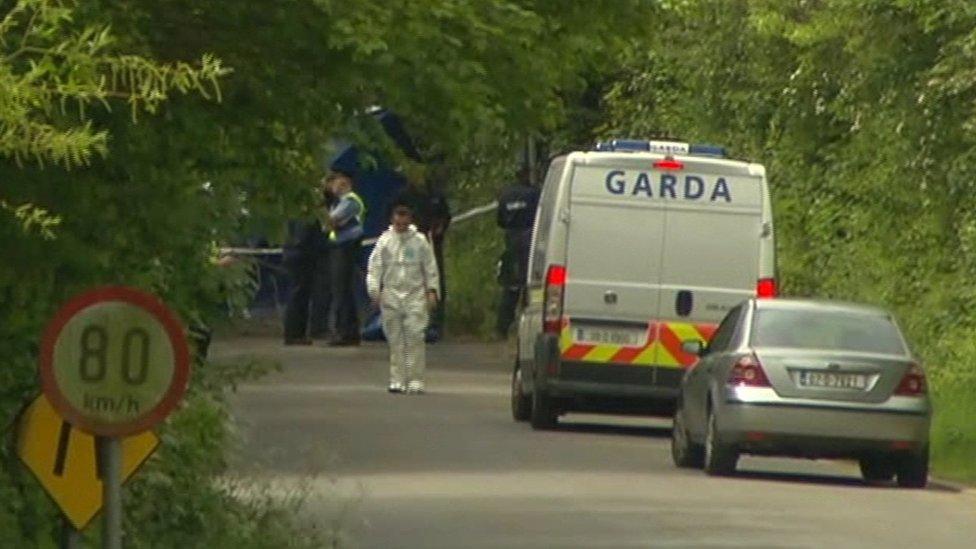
[543,265,566,334]
[895,363,927,396]
[756,278,777,299]
[727,354,771,387]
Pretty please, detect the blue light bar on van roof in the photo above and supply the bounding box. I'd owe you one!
[689,144,727,158]
[594,139,690,154]
[594,139,650,152]
[593,139,727,158]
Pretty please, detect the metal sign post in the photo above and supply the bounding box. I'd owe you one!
[60,515,81,549]
[100,437,122,549]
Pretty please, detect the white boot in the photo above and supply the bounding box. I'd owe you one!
[406,380,425,394]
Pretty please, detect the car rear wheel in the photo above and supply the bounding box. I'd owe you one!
[511,364,531,422]
[896,447,929,489]
[530,386,558,430]
[703,408,737,476]
[671,407,705,469]
[859,456,895,483]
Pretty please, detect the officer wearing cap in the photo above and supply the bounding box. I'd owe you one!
[496,165,540,337]
[324,169,366,346]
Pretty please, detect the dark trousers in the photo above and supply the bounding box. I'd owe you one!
[284,252,331,340]
[496,230,529,337]
[330,240,361,340]
[496,285,522,337]
[431,236,446,330]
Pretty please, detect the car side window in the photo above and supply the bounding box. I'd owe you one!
[528,159,564,287]
[707,306,742,354]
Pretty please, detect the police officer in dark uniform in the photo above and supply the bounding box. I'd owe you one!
[283,185,335,344]
[325,170,367,346]
[496,166,540,337]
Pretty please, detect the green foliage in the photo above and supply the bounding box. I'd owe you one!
[0,0,227,168]
[446,214,505,338]
[309,0,649,159]
[0,199,60,238]
[601,0,976,480]
[0,0,315,545]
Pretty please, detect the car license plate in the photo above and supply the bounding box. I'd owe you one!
[797,371,867,390]
[575,327,644,346]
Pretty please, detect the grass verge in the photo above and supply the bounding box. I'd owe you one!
[930,376,976,484]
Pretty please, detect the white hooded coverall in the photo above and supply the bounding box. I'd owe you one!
[366,225,440,386]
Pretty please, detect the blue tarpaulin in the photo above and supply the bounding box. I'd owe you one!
[249,109,421,317]
[252,108,438,341]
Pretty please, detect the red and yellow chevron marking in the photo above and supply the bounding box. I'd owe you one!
[656,321,718,367]
[559,321,659,365]
[559,320,717,368]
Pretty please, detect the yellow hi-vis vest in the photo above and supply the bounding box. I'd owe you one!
[329,191,366,242]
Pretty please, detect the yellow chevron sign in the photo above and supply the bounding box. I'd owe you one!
[16,395,159,530]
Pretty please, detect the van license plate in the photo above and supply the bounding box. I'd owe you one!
[797,371,867,390]
[575,328,643,346]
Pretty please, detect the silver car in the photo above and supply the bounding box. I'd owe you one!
[671,299,931,487]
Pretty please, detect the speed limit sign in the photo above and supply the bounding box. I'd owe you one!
[39,286,190,437]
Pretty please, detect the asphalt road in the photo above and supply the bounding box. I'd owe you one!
[217,337,976,548]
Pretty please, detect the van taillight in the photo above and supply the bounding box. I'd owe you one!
[543,265,566,334]
[895,363,927,397]
[756,278,777,299]
[727,354,771,388]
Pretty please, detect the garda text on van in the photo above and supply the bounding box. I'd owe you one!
[605,170,732,202]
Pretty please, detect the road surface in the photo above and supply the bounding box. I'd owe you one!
[216,337,976,548]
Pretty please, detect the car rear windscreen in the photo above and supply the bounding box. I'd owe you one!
[751,308,907,355]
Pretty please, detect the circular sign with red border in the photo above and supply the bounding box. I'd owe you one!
[39,286,190,437]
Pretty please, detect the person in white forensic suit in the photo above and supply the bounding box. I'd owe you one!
[367,204,440,394]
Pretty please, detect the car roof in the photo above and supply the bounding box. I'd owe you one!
[751,298,893,318]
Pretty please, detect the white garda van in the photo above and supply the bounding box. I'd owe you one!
[511,139,776,429]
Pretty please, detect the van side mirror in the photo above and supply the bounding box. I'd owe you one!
[681,340,706,357]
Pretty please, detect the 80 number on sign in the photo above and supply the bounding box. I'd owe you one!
[40,287,190,437]
[79,325,151,385]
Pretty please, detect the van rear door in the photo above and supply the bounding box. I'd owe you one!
[656,159,765,373]
[562,162,665,364]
